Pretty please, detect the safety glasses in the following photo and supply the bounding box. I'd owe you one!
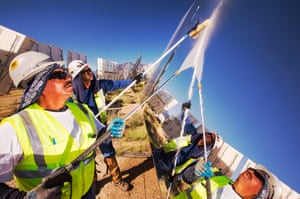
[247,168,265,184]
[48,70,69,80]
[81,68,92,74]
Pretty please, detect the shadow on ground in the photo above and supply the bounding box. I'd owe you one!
[95,157,154,193]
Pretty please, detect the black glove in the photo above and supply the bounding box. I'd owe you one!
[133,73,143,83]
[182,101,191,109]
[25,184,62,199]
[0,183,26,199]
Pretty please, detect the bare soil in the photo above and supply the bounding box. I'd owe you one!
[95,152,162,199]
[94,103,164,198]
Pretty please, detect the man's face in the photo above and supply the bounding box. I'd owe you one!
[42,68,73,99]
[80,65,94,81]
[233,168,264,199]
[197,132,216,147]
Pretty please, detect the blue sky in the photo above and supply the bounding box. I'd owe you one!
[1,0,300,193]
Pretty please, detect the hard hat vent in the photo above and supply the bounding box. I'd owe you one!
[9,51,65,87]
[68,60,87,78]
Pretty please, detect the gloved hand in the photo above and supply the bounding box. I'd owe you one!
[194,159,214,179]
[174,135,191,149]
[25,184,62,199]
[133,73,143,83]
[182,101,191,109]
[107,118,125,138]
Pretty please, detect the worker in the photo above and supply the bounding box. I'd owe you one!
[68,59,143,123]
[160,130,218,177]
[154,102,219,179]
[0,51,125,199]
[68,60,142,191]
[174,159,282,199]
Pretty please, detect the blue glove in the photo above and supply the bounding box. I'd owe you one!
[194,160,214,179]
[108,118,125,138]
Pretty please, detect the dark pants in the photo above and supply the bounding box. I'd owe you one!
[81,182,96,199]
[99,137,116,158]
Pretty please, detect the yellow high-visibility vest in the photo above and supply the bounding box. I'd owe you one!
[163,135,192,153]
[174,174,232,199]
[2,102,97,199]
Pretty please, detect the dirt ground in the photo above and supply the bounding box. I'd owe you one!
[95,152,163,199]
[92,103,164,198]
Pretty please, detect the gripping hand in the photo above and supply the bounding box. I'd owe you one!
[108,118,125,138]
[134,73,143,83]
[194,159,214,179]
[174,135,191,149]
[25,184,62,199]
[182,101,191,109]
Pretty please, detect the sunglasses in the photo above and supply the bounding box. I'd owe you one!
[81,68,92,74]
[48,70,69,80]
[247,168,265,184]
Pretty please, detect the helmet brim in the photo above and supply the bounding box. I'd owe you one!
[71,63,88,79]
[254,164,282,199]
[21,60,65,86]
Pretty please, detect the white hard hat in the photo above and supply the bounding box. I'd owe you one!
[254,164,282,199]
[68,60,88,79]
[9,51,65,87]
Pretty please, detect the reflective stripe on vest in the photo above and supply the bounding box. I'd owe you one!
[175,158,199,175]
[6,102,96,199]
[163,135,191,153]
[94,89,108,123]
[18,110,46,168]
[94,89,106,110]
[174,175,232,199]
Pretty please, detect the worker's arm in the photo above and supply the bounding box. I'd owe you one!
[98,73,143,94]
[0,123,26,199]
[0,182,62,199]
[99,79,132,93]
[0,183,26,199]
